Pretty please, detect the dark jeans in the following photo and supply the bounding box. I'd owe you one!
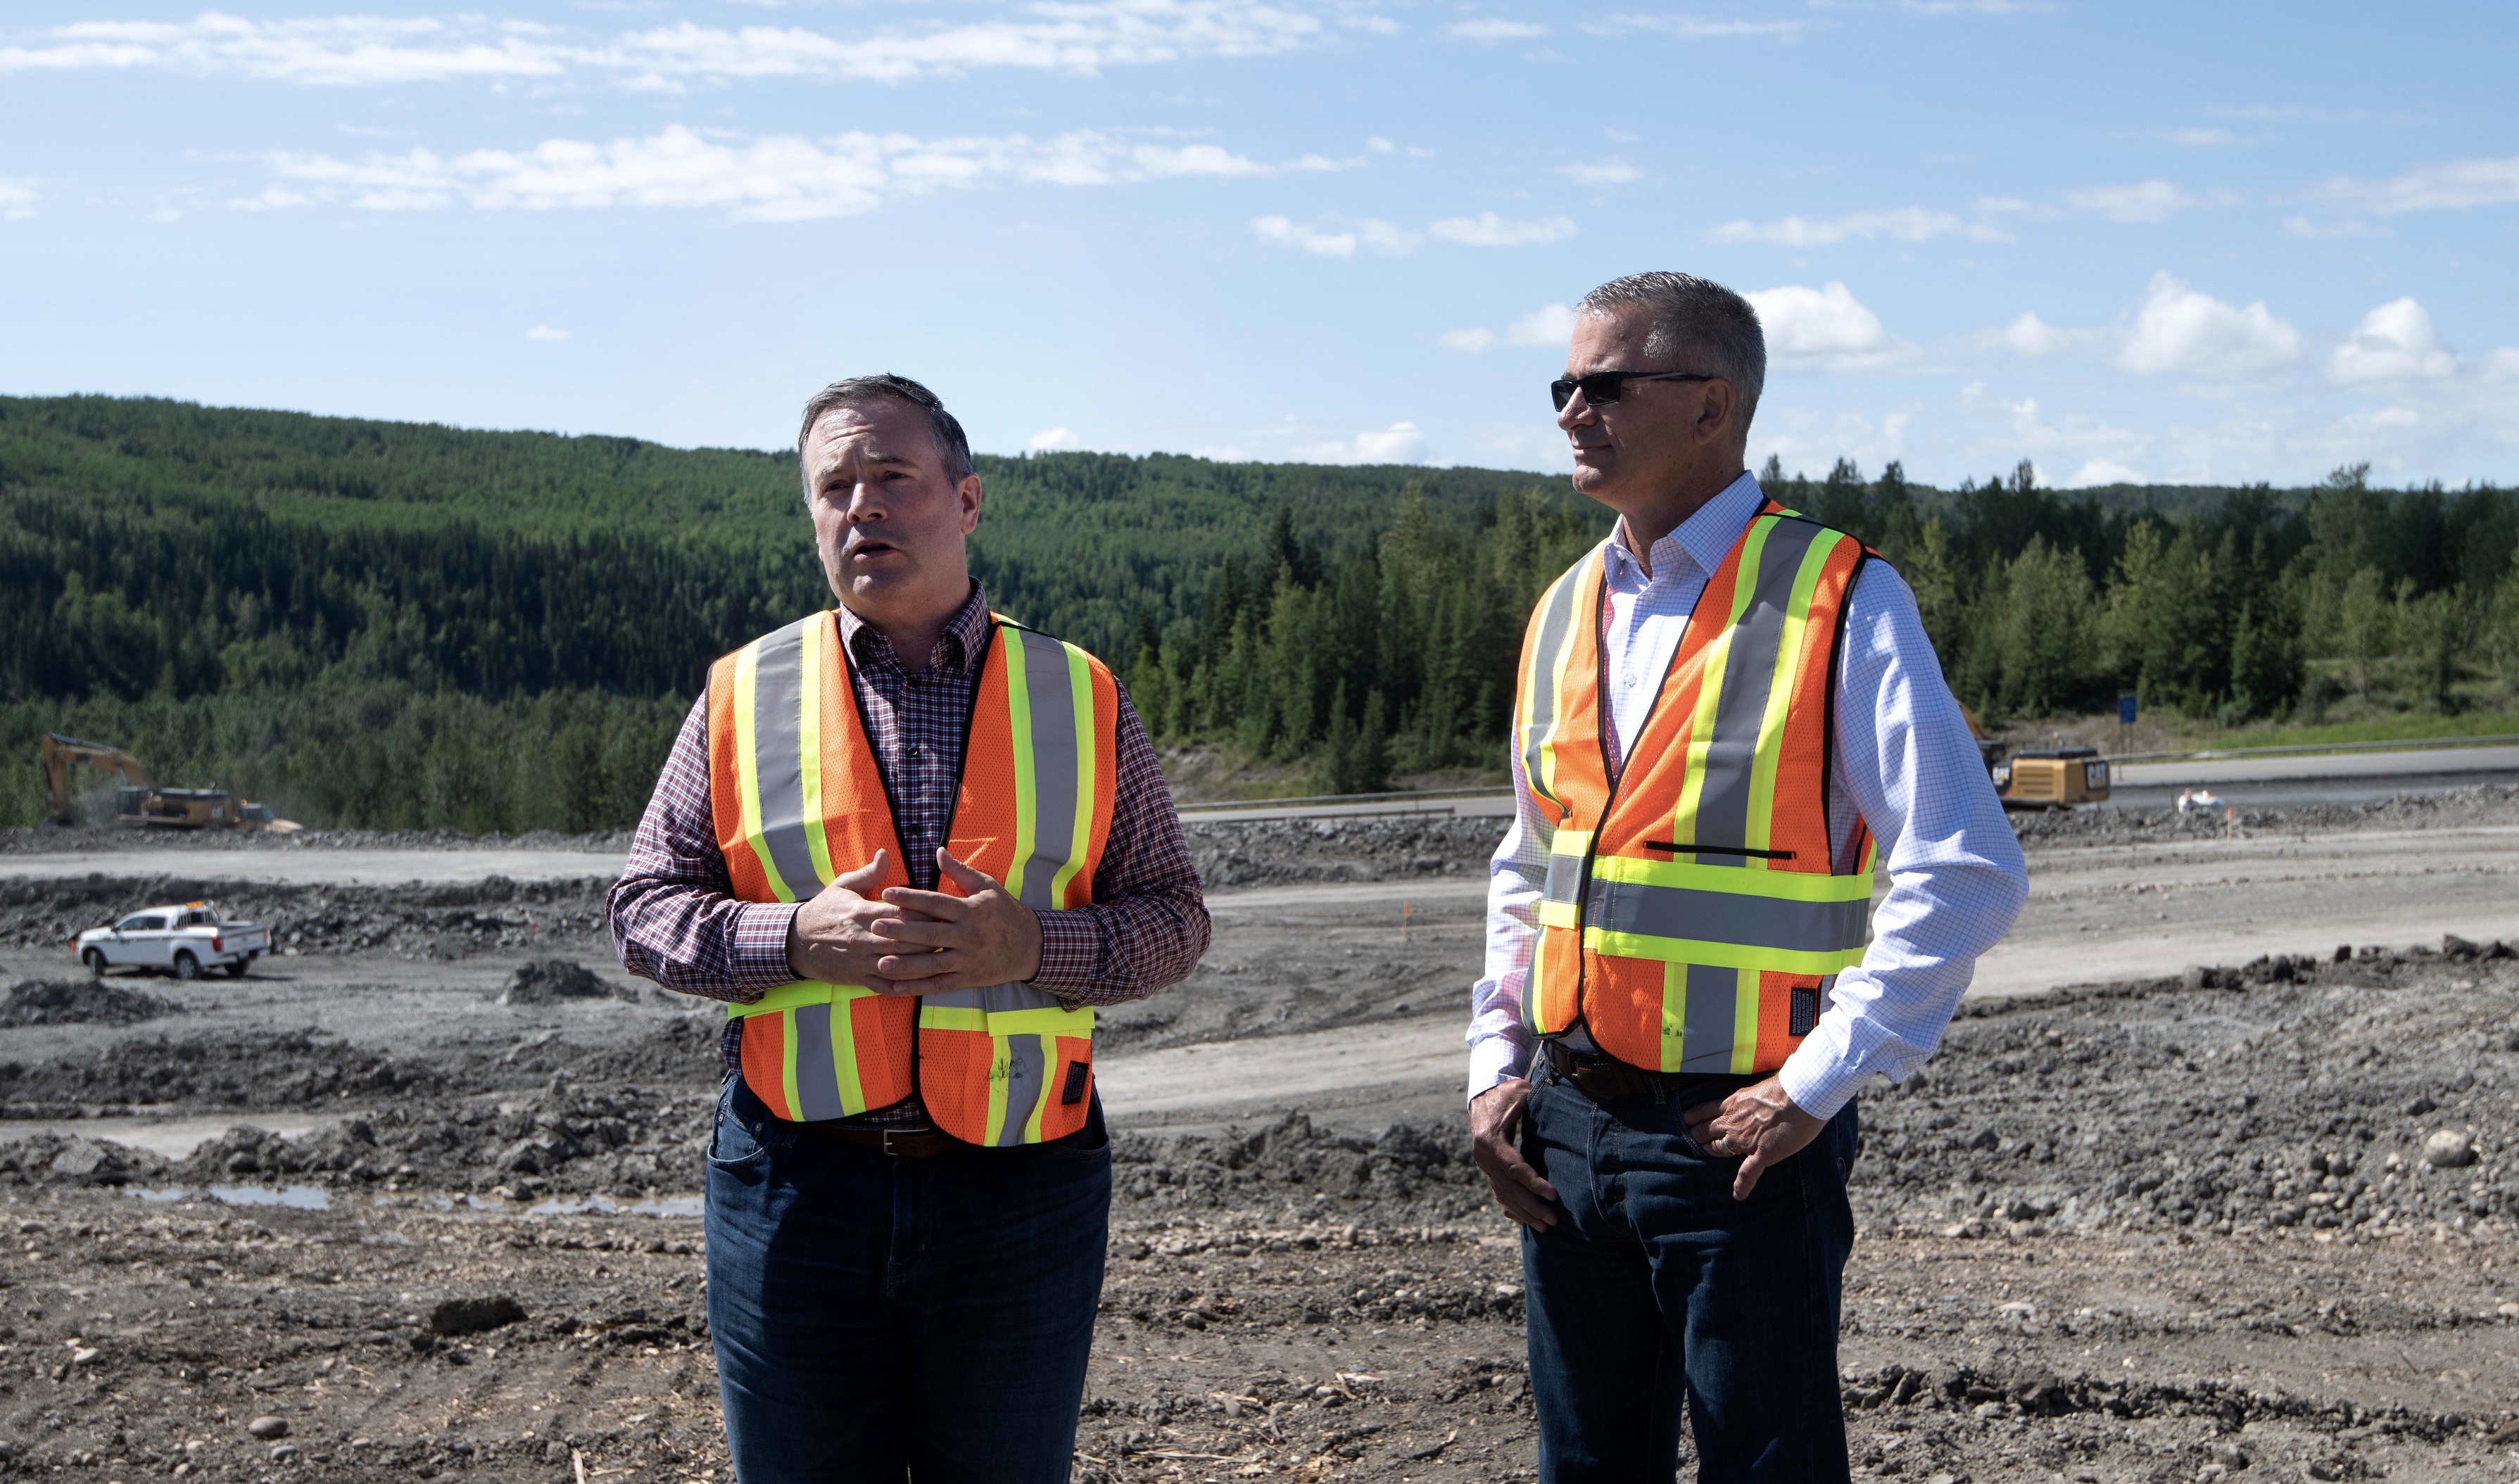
[704,1073,1111,1484]
[1520,1067,1860,1483]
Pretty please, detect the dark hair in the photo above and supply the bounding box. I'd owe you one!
[797,374,974,488]
[1575,272,1767,434]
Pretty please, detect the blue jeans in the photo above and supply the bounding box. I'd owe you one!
[1520,1067,1860,1483]
[704,1074,1112,1484]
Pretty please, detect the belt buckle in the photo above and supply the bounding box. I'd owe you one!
[880,1127,909,1157]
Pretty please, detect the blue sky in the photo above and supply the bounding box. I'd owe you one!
[2,1,2514,488]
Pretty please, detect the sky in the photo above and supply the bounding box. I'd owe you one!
[2,1,2515,488]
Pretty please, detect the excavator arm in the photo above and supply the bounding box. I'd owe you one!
[38,735,155,825]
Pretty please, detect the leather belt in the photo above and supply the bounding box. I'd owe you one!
[795,1121,954,1158]
[1539,1037,1750,1107]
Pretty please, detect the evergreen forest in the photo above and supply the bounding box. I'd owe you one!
[4,393,2514,832]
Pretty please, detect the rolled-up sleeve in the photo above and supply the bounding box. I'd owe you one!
[606,695,803,1003]
[1776,562,2028,1120]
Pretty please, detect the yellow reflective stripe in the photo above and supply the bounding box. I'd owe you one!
[1537,899,1580,929]
[1049,641,1097,908]
[797,615,837,889]
[1585,930,1866,977]
[1660,960,1686,1074]
[1591,852,1876,903]
[1731,967,1761,1074]
[1668,518,1773,854]
[731,639,797,904]
[1549,827,1592,858]
[915,1003,1094,1036]
[1005,632,1038,899]
[1741,533,1843,866]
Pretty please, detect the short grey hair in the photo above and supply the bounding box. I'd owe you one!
[797,374,974,490]
[1574,272,1766,436]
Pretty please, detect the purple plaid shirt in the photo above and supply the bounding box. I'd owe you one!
[607,583,1211,1124]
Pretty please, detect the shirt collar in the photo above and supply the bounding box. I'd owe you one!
[837,581,993,674]
[1607,470,1767,585]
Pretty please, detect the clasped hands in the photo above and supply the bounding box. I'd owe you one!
[783,847,1042,994]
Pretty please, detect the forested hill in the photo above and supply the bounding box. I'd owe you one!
[0,393,1575,828]
[5,393,2514,832]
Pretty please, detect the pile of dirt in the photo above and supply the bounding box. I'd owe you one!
[0,874,614,960]
[1846,936,2519,1238]
[1113,1112,1484,1218]
[0,1027,452,1115]
[0,825,635,854]
[495,958,633,1006]
[0,977,178,1027]
[1184,816,1508,889]
[2014,780,2519,848]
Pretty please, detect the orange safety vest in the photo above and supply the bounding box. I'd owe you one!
[706,609,1117,1146]
[1516,501,1878,1077]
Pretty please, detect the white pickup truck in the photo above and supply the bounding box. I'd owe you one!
[75,901,270,980]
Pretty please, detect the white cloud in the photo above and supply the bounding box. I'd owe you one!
[1506,304,1578,348]
[2487,349,2519,385]
[1352,422,1427,462]
[1250,214,1418,257]
[261,126,1346,221]
[1366,136,1396,153]
[2317,154,2519,215]
[2060,459,2145,488]
[2281,215,2382,239]
[2065,179,2195,222]
[0,4,1329,87]
[2114,272,2300,376]
[1449,18,1546,39]
[1559,158,1641,186]
[1253,215,1354,256]
[1439,328,1496,352]
[1900,0,2054,12]
[525,323,570,341]
[2163,127,2243,147]
[1426,212,1576,247]
[1743,282,1914,369]
[1587,15,1804,40]
[2328,298,2457,383]
[1707,205,2005,246]
[0,179,38,219]
[1981,311,2101,357]
[1028,427,1082,452]
[1287,422,1429,464]
[0,14,570,84]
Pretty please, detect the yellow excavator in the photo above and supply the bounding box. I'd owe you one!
[39,735,299,832]
[1957,708,2109,808]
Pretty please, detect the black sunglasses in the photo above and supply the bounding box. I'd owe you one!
[1550,369,1716,411]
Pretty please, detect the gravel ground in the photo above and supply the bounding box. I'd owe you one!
[8,945,2519,1480]
[12,802,2519,1481]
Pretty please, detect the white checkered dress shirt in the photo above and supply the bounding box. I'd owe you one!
[1466,472,2028,1119]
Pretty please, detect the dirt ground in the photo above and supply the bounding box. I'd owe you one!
[9,804,2519,1481]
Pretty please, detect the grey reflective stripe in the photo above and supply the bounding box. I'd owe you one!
[747,617,828,901]
[1689,518,1824,856]
[1586,876,1871,953]
[925,982,1064,1013]
[790,1001,844,1122]
[1543,848,1585,906]
[1679,965,1741,1075]
[997,1032,1045,1147]
[1012,628,1080,911]
[1522,557,1587,809]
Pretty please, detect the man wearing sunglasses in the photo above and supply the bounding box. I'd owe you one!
[1466,272,2026,1482]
